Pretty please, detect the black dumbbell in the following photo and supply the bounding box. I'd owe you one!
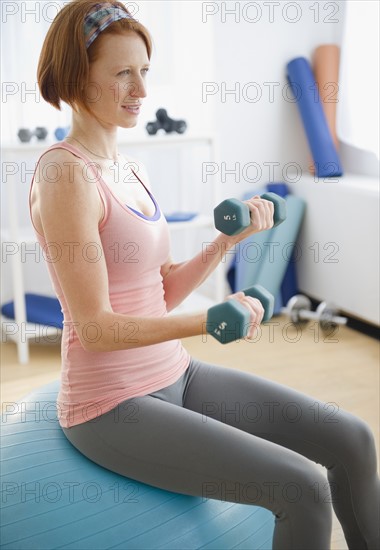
[17,127,48,143]
[206,284,274,344]
[214,192,287,236]
[146,108,187,135]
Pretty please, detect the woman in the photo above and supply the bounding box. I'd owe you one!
[30,1,379,548]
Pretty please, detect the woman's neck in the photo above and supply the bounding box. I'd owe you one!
[68,116,119,161]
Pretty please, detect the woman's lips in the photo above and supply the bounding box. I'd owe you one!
[122,104,140,114]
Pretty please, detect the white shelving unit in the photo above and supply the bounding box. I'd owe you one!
[1,134,226,364]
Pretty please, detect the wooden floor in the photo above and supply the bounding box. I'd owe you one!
[1,314,379,549]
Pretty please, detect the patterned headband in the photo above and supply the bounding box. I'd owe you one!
[84,3,135,49]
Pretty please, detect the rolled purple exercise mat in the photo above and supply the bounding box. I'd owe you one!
[287,57,343,178]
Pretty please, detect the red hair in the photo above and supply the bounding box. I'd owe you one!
[37,0,152,116]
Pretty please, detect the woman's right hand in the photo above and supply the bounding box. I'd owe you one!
[224,291,265,340]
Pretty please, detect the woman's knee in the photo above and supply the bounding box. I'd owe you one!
[335,411,378,469]
[272,459,333,528]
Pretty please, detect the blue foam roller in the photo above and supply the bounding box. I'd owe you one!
[287,57,343,178]
[0,381,275,549]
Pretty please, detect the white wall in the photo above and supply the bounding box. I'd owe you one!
[209,0,346,200]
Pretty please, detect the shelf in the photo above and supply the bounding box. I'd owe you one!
[285,172,379,194]
[2,133,216,153]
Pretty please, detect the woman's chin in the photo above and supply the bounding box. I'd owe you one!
[119,119,138,129]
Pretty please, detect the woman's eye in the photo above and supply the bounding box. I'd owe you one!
[118,68,149,77]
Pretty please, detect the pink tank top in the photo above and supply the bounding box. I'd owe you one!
[28,142,191,428]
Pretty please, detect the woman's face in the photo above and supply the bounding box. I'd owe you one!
[85,31,149,128]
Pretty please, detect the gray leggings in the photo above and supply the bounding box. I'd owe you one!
[62,357,380,549]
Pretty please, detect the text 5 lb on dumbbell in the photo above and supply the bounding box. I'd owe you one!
[206,284,274,344]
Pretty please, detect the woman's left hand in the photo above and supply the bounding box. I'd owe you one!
[223,195,275,246]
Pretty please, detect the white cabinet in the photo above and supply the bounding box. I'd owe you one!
[286,173,379,326]
[1,134,226,363]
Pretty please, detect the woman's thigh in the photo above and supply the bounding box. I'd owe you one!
[183,356,369,471]
[62,371,331,512]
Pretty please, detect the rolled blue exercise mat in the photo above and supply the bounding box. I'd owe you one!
[227,187,267,293]
[266,183,300,310]
[286,57,343,178]
[1,293,63,328]
[253,195,306,302]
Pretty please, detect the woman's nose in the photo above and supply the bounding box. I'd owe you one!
[128,76,147,99]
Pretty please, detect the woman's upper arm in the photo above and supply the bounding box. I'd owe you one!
[36,151,112,349]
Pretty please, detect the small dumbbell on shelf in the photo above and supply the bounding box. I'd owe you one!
[146,108,187,135]
[214,192,287,236]
[17,127,48,143]
[55,127,70,141]
[206,284,274,344]
[281,295,348,332]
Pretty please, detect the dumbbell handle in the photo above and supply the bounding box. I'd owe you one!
[301,309,346,325]
[214,192,287,237]
[206,284,274,344]
[281,306,347,325]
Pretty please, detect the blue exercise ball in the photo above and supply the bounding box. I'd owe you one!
[0,380,275,549]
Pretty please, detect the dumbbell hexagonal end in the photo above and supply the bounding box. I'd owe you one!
[243,284,274,323]
[261,192,287,227]
[17,128,32,143]
[206,300,250,344]
[214,198,250,236]
[55,127,69,141]
[35,127,48,140]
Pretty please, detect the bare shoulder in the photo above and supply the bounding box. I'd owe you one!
[33,147,104,224]
[34,147,102,197]
[36,147,89,180]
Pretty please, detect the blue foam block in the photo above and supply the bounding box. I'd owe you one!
[1,293,63,328]
[165,211,198,222]
[287,57,343,178]
[0,381,275,549]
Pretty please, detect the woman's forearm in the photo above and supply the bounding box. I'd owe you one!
[76,309,208,352]
[162,234,236,312]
